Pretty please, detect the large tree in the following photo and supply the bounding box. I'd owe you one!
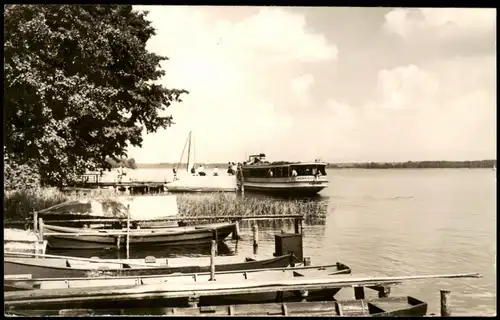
[4,5,188,187]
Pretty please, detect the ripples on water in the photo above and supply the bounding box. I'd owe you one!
[50,169,496,316]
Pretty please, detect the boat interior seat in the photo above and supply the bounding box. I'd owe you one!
[336,300,370,316]
[292,271,304,277]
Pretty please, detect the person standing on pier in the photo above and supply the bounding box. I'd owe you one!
[198,164,206,176]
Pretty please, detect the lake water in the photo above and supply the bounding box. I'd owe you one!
[62,168,497,316]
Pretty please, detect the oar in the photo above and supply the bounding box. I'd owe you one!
[4,251,157,268]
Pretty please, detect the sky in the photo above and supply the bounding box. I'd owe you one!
[127,6,496,164]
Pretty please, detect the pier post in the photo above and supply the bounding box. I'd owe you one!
[209,231,217,281]
[38,218,44,241]
[252,223,259,255]
[33,211,38,233]
[440,290,451,316]
[126,204,131,259]
[354,286,365,300]
[232,220,240,240]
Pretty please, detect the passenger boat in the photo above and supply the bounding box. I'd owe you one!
[40,222,236,249]
[4,264,355,310]
[239,154,328,196]
[4,252,301,279]
[5,296,428,316]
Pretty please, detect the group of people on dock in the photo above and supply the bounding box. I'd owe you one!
[171,162,243,180]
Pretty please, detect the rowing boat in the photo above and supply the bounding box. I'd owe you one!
[5,296,428,316]
[4,264,355,309]
[4,262,351,291]
[41,222,236,249]
[4,252,302,279]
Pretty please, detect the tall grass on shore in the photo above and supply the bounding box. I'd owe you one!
[4,189,328,229]
[3,188,118,222]
[176,193,328,228]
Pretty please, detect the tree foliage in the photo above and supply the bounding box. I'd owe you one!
[4,5,188,187]
[105,156,137,169]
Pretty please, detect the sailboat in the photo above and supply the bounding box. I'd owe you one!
[166,131,238,193]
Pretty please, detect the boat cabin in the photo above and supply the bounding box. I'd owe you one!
[242,155,327,179]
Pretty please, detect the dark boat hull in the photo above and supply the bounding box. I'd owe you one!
[43,223,235,250]
[5,296,427,317]
[4,254,297,279]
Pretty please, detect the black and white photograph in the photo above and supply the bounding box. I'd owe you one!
[3,5,496,317]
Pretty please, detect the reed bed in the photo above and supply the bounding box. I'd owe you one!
[4,189,328,229]
[176,193,327,228]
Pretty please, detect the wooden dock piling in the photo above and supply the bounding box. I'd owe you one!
[33,211,38,233]
[126,204,131,259]
[232,220,240,240]
[209,231,217,281]
[252,223,259,255]
[440,290,451,316]
[38,218,44,241]
[354,286,365,300]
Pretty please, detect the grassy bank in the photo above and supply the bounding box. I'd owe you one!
[4,189,327,227]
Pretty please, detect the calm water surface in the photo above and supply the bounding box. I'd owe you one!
[57,168,497,316]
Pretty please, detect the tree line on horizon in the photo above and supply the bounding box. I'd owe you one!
[135,159,497,169]
[327,159,496,169]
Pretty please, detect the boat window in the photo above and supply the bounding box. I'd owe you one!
[290,165,327,176]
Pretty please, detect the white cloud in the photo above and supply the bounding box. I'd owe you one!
[128,6,337,163]
[127,6,495,164]
[323,57,496,162]
[383,8,496,41]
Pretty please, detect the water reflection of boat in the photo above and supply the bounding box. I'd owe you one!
[47,241,234,259]
[239,154,328,196]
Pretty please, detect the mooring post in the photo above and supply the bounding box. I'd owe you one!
[33,211,38,233]
[38,218,44,241]
[354,286,365,300]
[252,223,259,255]
[232,220,240,240]
[209,230,217,281]
[126,204,131,260]
[440,290,451,316]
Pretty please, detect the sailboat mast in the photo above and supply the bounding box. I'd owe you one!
[186,131,192,172]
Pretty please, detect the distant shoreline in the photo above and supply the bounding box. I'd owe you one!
[136,160,496,170]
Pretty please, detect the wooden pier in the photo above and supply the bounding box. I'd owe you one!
[63,173,166,194]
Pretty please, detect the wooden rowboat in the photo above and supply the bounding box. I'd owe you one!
[4,264,355,309]
[4,252,303,279]
[4,263,351,292]
[41,222,236,249]
[5,296,428,316]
